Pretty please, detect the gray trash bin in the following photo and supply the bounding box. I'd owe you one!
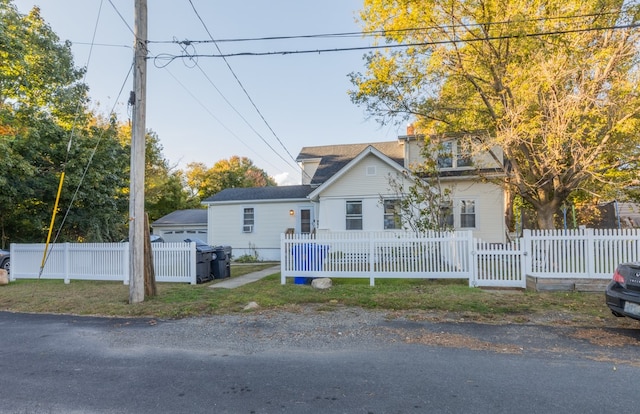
[212,245,232,279]
[185,239,215,283]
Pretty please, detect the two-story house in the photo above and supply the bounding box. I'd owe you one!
[203,128,508,261]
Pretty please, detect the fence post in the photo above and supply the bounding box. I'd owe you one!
[280,233,286,285]
[585,228,595,278]
[189,242,197,285]
[64,243,70,284]
[369,236,375,286]
[468,232,477,287]
[522,229,531,278]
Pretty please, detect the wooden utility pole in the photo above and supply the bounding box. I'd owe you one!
[129,0,147,304]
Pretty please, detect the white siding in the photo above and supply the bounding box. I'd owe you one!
[300,159,320,185]
[443,180,506,243]
[321,154,404,198]
[315,154,411,232]
[208,201,312,261]
[403,138,424,168]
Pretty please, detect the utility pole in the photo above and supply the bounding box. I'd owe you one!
[129,0,147,304]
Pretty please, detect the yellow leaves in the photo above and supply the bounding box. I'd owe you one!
[0,124,17,136]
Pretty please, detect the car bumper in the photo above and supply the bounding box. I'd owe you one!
[605,281,640,321]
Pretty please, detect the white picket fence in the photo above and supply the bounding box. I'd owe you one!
[281,228,640,287]
[9,242,197,284]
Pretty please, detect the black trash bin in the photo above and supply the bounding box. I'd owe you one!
[185,239,215,283]
[212,245,232,279]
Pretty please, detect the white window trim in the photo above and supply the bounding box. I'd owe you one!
[242,206,255,233]
[383,198,402,230]
[455,198,478,229]
[346,200,363,231]
[438,140,473,170]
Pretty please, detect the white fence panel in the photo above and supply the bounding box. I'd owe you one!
[524,228,640,279]
[281,228,639,288]
[10,242,196,284]
[152,242,197,284]
[281,231,474,286]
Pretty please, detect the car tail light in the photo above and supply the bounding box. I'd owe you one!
[613,268,625,284]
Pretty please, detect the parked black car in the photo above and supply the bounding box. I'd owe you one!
[605,262,640,321]
[0,249,9,273]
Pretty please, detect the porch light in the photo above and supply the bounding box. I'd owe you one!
[289,209,295,216]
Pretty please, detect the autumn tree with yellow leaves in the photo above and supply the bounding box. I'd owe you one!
[350,0,640,229]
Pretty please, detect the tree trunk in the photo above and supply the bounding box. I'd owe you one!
[536,204,557,230]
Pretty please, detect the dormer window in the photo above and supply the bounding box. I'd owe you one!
[437,140,472,169]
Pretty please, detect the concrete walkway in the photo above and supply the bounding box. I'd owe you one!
[209,265,280,289]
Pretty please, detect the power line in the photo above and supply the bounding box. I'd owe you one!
[186,0,302,173]
[159,56,296,174]
[153,21,640,61]
[147,8,633,45]
[107,0,134,36]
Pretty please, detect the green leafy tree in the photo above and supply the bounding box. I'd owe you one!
[0,2,87,123]
[350,0,640,229]
[117,125,200,223]
[385,144,453,233]
[185,156,276,201]
[0,1,92,245]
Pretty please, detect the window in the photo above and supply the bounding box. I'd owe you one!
[437,141,453,168]
[346,201,363,230]
[243,207,254,232]
[456,140,472,167]
[437,140,472,169]
[383,199,401,229]
[459,200,476,228]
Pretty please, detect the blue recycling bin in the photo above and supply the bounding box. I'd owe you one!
[291,243,329,284]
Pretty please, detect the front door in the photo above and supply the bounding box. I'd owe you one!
[300,208,312,234]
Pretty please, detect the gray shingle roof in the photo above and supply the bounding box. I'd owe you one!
[152,209,207,226]
[203,185,313,203]
[297,141,404,186]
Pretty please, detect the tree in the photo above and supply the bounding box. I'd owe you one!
[116,124,200,223]
[0,1,96,245]
[385,153,453,233]
[185,156,276,201]
[350,0,640,229]
[0,2,87,123]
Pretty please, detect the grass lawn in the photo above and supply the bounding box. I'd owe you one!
[0,262,630,327]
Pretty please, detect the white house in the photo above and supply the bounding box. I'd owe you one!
[203,129,508,260]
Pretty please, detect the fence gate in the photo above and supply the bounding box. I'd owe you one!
[472,239,526,288]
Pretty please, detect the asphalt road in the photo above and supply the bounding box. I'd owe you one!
[1,309,639,414]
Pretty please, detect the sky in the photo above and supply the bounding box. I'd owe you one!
[12,0,404,185]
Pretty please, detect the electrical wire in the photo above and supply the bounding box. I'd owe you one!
[107,0,134,36]
[168,37,300,171]
[154,21,640,61]
[160,62,293,174]
[186,0,304,177]
[148,8,632,45]
[40,0,106,276]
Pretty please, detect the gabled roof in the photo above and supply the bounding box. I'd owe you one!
[152,209,207,226]
[308,145,410,200]
[203,185,313,204]
[297,141,404,186]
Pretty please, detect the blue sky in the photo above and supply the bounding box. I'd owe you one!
[13,1,403,185]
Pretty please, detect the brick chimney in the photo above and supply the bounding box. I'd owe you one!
[406,123,415,135]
